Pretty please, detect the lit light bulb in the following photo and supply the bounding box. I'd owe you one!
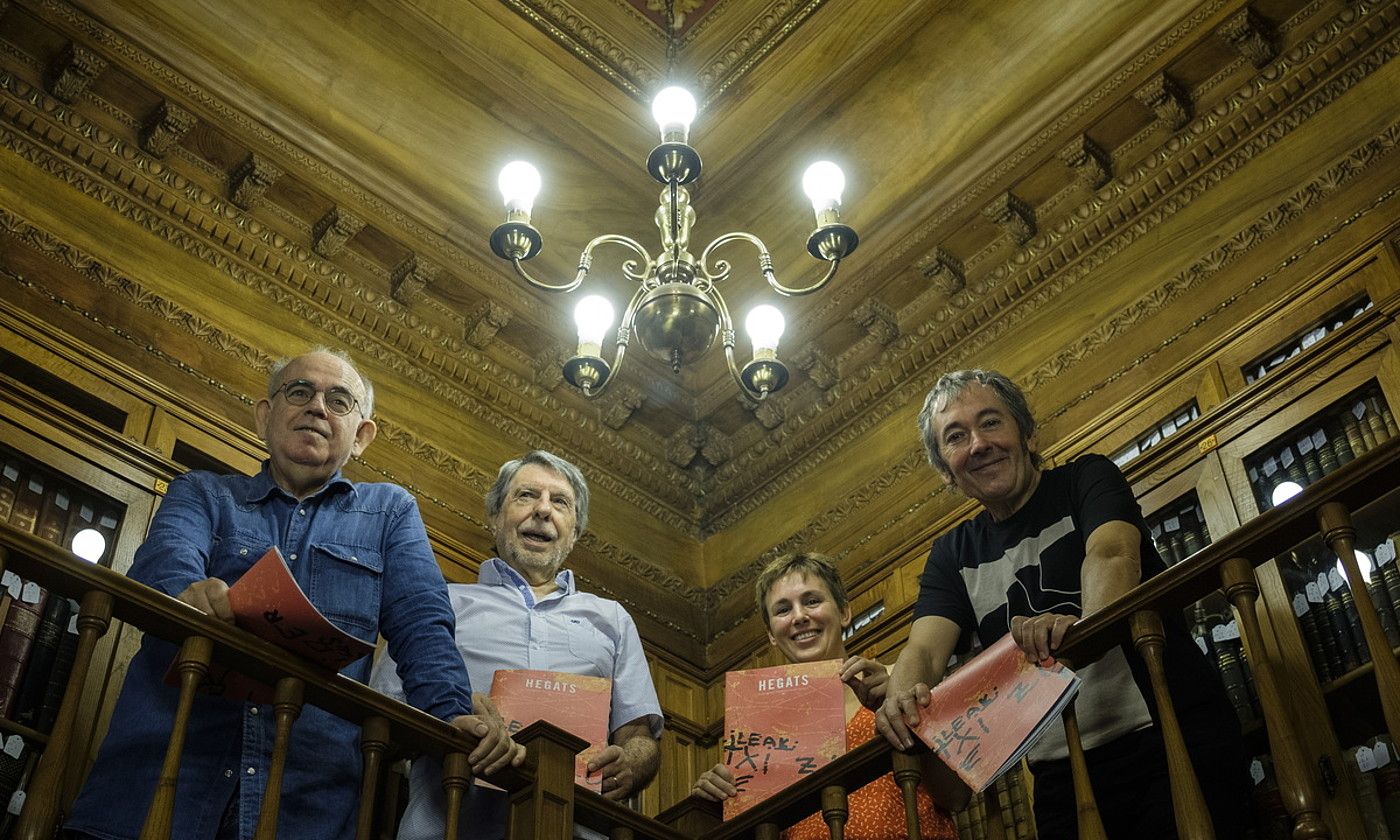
[802,161,846,214]
[70,527,105,563]
[745,305,785,356]
[574,295,615,357]
[1337,549,1374,585]
[1270,481,1304,506]
[497,161,542,215]
[651,86,697,139]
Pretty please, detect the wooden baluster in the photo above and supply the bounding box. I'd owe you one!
[1059,697,1107,840]
[378,760,409,840]
[138,634,214,840]
[253,676,305,840]
[14,590,113,840]
[754,823,780,840]
[609,828,635,840]
[1220,557,1329,839]
[356,715,391,840]
[1318,502,1400,742]
[440,751,471,840]
[891,749,924,840]
[505,723,585,840]
[1129,610,1214,840]
[820,784,849,840]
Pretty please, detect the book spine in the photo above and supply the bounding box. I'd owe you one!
[1296,605,1333,682]
[7,475,43,534]
[1343,746,1389,840]
[12,595,71,727]
[1332,430,1355,467]
[1375,763,1400,840]
[0,736,26,818]
[1344,414,1369,457]
[1365,404,1389,447]
[1301,446,1324,483]
[1384,562,1400,632]
[36,600,79,733]
[1338,589,1372,666]
[0,462,18,521]
[34,487,70,546]
[1214,646,1255,726]
[1367,580,1400,648]
[0,588,47,719]
[1324,591,1362,673]
[1376,396,1400,438]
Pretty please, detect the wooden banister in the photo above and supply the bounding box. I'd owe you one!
[1128,610,1214,840]
[1220,556,1329,839]
[138,634,213,840]
[1058,698,1107,840]
[440,751,471,840]
[253,676,305,840]
[819,784,848,840]
[891,749,923,839]
[357,715,391,840]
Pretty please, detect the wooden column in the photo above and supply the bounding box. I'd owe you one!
[253,676,305,840]
[820,784,849,840]
[505,721,587,840]
[1318,502,1400,743]
[1129,609,1214,840]
[356,715,391,840]
[138,634,214,840]
[1220,556,1330,839]
[754,824,780,840]
[1059,698,1107,840]
[14,589,112,840]
[440,751,471,840]
[891,749,924,840]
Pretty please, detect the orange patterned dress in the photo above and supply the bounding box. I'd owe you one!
[783,707,957,840]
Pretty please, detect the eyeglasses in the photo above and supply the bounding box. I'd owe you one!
[273,379,363,417]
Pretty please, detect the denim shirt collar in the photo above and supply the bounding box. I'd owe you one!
[242,460,356,505]
[480,557,576,598]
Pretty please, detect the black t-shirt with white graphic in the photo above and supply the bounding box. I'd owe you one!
[915,454,1227,760]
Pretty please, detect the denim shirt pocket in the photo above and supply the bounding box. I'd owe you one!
[307,543,383,640]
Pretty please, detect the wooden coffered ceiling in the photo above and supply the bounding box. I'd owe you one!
[3,0,1398,672]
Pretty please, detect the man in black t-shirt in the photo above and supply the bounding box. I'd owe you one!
[875,369,1248,838]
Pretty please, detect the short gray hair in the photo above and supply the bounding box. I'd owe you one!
[917,369,1041,474]
[267,347,375,418]
[486,451,589,535]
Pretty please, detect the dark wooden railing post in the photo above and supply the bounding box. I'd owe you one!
[357,715,391,840]
[138,634,214,840]
[14,589,112,840]
[1129,609,1214,840]
[505,721,586,840]
[819,784,848,840]
[754,824,780,840]
[1318,502,1400,743]
[440,751,471,840]
[253,676,305,840]
[1058,695,1107,840]
[891,749,924,839]
[1220,556,1330,839]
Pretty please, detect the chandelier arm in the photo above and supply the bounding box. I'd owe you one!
[508,257,586,293]
[509,234,654,294]
[710,287,769,401]
[698,232,768,285]
[765,256,842,297]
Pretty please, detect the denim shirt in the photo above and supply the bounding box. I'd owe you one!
[67,465,473,840]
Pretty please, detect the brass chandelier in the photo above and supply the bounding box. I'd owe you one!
[487,86,858,401]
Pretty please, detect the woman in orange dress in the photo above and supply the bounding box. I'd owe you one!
[691,552,961,840]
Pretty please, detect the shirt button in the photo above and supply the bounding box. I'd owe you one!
[350,556,358,563]
[289,553,297,561]
[224,769,233,778]
[246,767,256,776]
[249,707,259,715]
[239,548,248,556]
[298,508,306,516]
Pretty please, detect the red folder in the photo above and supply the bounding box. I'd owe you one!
[490,669,612,789]
[721,659,846,819]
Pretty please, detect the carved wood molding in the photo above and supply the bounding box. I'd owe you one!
[500,0,659,101]
[0,67,701,534]
[694,0,832,102]
[138,99,196,159]
[696,2,1400,531]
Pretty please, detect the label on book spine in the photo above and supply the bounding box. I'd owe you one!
[721,659,845,819]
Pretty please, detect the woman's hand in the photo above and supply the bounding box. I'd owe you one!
[691,763,738,801]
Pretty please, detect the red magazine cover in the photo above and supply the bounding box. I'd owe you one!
[490,669,612,789]
[914,633,1080,793]
[167,547,375,702]
[721,659,845,819]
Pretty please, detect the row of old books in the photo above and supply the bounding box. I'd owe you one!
[1148,496,1211,567]
[1280,539,1400,686]
[1187,596,1259,727]
[1249,737,1400,840]
[952,764,1034,840]
[1247,390,1398,513]
[0,448,122,828]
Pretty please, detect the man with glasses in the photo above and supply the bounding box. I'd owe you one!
[67,349,513,840]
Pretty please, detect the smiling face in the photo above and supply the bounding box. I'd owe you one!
[764,572,852,664]
[932,382,1041,520]
[491,462,579,587]
[255,352,376,499]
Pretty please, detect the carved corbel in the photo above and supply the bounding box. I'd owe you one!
[1058,134,1113,188]
[667,424,704,467]
[1133,73,1193,131]
[139,100,196,158]
[700,429,732,467]
[311,206,366,258]
[534,343,571,390]
[850,299,899,346]
[228,153,281,209]
[1218,8,1278,68]
[736,393,786,430]
[465,300,512,348]
[46,42,106,103]
[601,384,644,430]
[389,255,438,305]
[982,192,1036,245]
[793,345,838,390]
[919,247,966,295]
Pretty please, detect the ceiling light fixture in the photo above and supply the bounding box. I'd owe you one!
[487,85,857,400]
